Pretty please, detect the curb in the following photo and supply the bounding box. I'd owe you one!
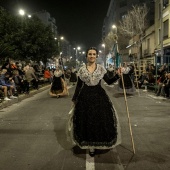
[0,85,51,110]
[147,94,169,100]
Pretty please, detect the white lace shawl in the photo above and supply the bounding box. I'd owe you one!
[54,70,63,77]
[78,64,107,86]
[121,67,130,74]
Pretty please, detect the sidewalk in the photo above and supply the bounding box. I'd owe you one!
[0,84,51,110]
[0,83,74,110]
[139,88,170,101]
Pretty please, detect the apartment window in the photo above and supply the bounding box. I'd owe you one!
[158,3,161,19]
[163,0,169,8]
[120,12,127,20]
[119,0,127,8]
[163,20,169,39]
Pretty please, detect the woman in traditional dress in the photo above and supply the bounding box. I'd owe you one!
[117,62,136,93]
[69,66,77,85]
[107,64,114,78]
[49,67,68,98]
[70,47,121,157]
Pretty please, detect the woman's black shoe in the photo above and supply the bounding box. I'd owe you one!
[89,149,95,157]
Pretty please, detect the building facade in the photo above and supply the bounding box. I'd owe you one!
[102,0,154,64]
[34,10,58,37]
[154,0,170,65]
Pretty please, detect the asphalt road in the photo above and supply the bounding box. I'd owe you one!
[0,83,169,170]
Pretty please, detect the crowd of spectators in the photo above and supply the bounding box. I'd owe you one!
[0,59,51,102]
[1,59,169,102]
[0,59,79,103]
[137,63,170,99]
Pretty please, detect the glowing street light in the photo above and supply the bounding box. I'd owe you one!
[102,44,106,67]
[74,46,81,69]
[19,9,25,16]
[111,24,120,68]
[112,24,117,34]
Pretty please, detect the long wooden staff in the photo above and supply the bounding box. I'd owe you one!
[120,65,136,154]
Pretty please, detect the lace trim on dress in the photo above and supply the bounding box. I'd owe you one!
[78,64,107,86]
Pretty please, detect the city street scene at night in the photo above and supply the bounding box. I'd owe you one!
[0,0,170,170]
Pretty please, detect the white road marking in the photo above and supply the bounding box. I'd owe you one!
[86,150,95,170]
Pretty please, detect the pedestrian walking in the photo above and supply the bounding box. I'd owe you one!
[49,67,69,98]
[68,47,121,157]
[69,66,77,85]
[107,64,114,78]
[117,62,136,94]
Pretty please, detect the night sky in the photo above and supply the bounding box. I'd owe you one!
[1,0,111,48]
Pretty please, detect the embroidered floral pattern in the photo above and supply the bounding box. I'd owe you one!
[78,64,107,86]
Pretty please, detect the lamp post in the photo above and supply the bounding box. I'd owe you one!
[58,36,65,70]
[112,24,120,68]
[18,9,25,26]
[60,36,64,54]
[102,44,106,68]
[74,47,81,70]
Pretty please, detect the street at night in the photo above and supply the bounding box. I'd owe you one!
[0,85,169,170]
[0,0,170,169]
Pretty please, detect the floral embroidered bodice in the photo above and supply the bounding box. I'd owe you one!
[78,64,107,86]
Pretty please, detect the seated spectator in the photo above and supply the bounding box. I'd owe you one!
[137,72,147,88]
[13,70,29,94]
[0,85,11,101]
[156,71,167,96]
[164,73,170,98]
[0,69,17,99]
[144,72,155,84]
[1,62,13,77]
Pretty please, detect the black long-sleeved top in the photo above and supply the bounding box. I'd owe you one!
[72,73,120,102]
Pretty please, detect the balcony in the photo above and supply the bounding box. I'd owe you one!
[144,49,149,55]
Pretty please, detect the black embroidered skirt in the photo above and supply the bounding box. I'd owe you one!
[117,74,136,93]
[73,84,121,149]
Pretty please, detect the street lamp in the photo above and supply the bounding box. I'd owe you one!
[60,36,64,54]
[57,36,65,70]
[112,25,117,34]
[102,44,106,67]
[111,24,120,68]
[19,9,25,16]
[74,47,81,69]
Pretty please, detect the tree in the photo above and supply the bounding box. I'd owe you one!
[0,7,19,61]
[118,4,149,58]
[19,16,59,64]
[102,31,117,54]
[119,4,148,37]
[102,4,149,59]
[0,7,59,64]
